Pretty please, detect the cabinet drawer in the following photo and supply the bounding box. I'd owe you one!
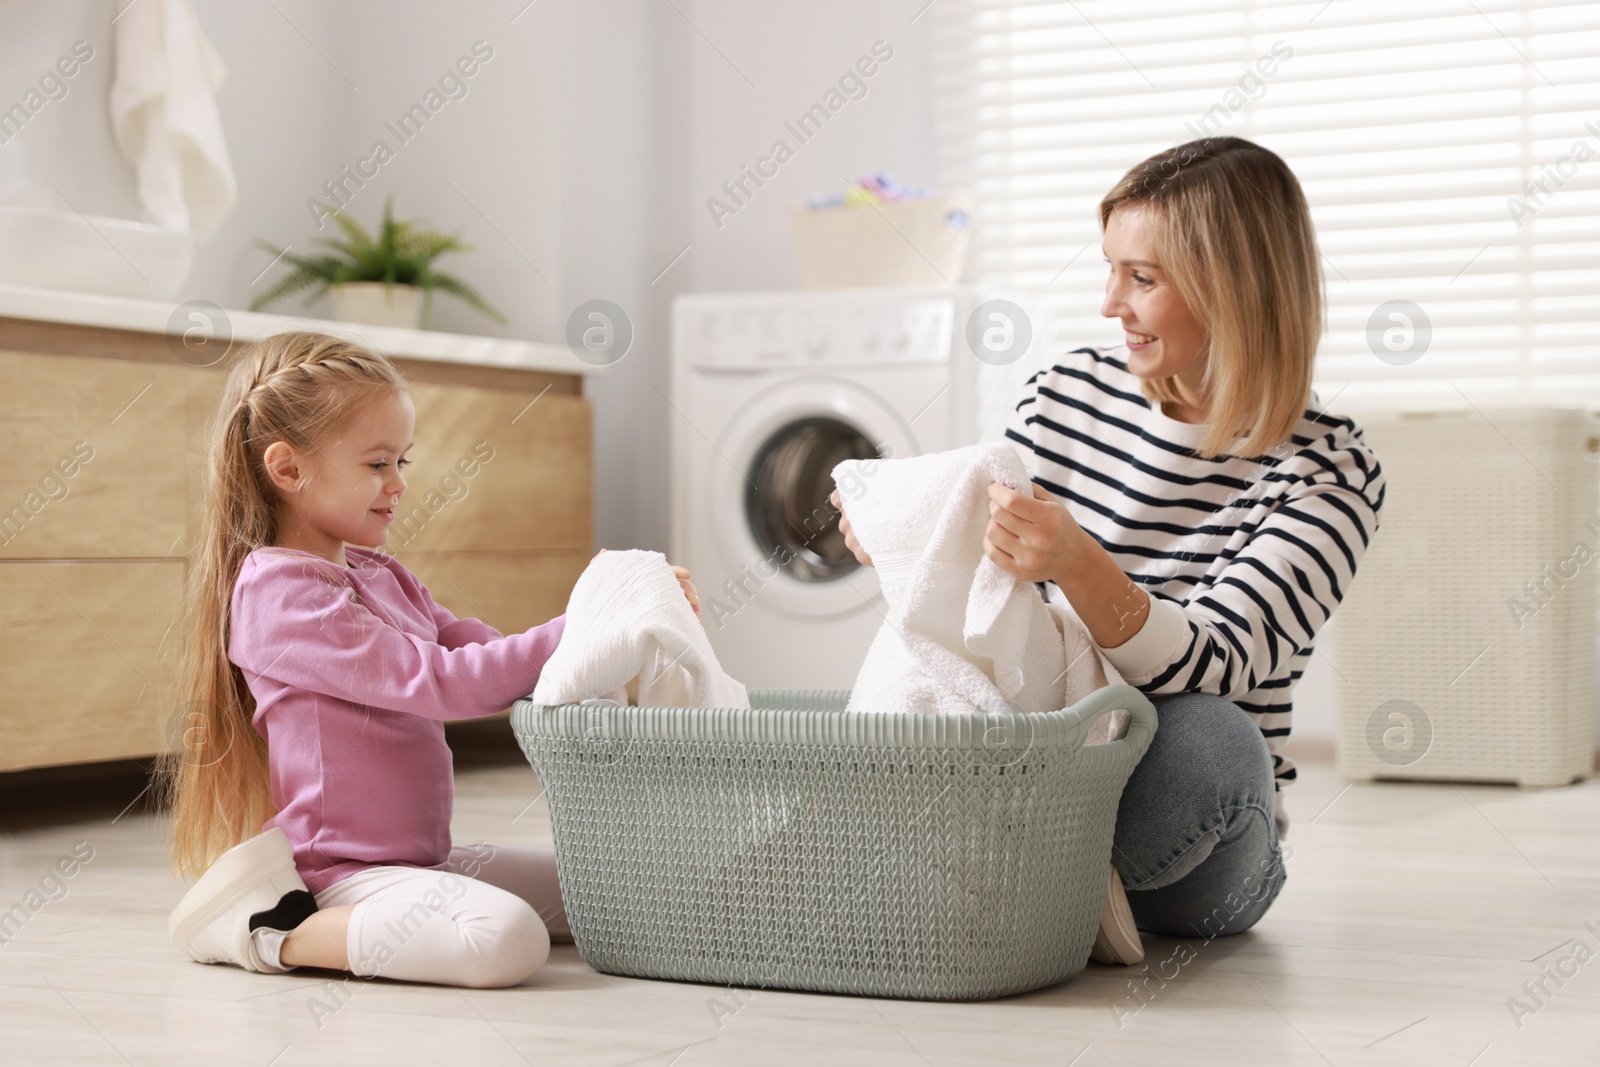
[385,382,591,554]
[0,350,194,560]
[0,562,181,771]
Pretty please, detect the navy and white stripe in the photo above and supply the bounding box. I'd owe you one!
[1005,346,1386,836]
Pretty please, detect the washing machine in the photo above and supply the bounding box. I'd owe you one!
[669,285,1052,691]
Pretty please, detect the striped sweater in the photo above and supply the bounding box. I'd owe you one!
[1005,346,1386,840]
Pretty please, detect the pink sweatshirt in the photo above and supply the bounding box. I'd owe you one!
[228,546,565,894]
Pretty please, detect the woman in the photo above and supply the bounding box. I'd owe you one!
[838,137,1385,963]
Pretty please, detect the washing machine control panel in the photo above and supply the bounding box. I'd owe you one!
[689,298,953,370]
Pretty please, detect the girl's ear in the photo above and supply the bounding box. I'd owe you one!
[262,441,306,494]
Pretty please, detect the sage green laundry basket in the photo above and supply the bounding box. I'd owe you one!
[510,683,1157,1001]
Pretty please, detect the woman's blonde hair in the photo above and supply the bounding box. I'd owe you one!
[1099,136,1321,459]
[157,331,408,880]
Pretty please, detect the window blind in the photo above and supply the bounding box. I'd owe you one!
[930,0,1600,406]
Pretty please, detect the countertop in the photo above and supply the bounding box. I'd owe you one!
[0,283,607,377]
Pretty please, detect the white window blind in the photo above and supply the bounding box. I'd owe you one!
[930,0,1600,406]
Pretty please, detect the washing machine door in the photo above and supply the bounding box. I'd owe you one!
[709,376,919,619]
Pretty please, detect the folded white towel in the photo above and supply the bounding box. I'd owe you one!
[531,549,749,710]
[110,0,236,240]
[833,442,1129,742]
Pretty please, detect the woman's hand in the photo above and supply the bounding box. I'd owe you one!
[984,480,1083,583]
[669,563,702,620]
[988,480,1152,648]
[828,488,873,567]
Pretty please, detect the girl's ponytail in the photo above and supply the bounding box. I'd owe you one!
[157,332,407,880]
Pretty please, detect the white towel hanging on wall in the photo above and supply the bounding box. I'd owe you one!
[109,0,236,240]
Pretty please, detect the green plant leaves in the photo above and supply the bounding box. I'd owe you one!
[249,195,505,325]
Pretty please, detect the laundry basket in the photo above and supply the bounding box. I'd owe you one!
[788,192,972,288]
[1331,402,1599,786]
[510,683,1157,1000]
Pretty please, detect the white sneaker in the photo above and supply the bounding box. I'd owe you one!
[169,827,317,973]
[1089,861,1144,965]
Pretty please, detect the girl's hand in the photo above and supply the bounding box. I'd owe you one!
[984,481,1082,584]
[669,564,702,620]
[828,489,873,567]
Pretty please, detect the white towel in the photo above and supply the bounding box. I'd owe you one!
[110,0,236,240]
[833,442,1129,742]
[531,550,749,710]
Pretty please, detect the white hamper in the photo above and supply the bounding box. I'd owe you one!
[1333,402,1599,787]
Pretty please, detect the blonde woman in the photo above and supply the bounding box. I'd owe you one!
[841,137,1385,964]
[159,332,699,987]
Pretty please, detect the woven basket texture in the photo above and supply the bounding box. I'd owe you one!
[512,683,1157,1000]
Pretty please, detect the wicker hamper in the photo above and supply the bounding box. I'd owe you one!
[788,193,973,289]
[511,683,1157,1000]
[1332,403,1599,786]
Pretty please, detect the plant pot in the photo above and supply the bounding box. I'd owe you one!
[328,282,425,330]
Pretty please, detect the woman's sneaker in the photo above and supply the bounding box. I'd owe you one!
[1089,861,1144,965]
[169,827,317,973]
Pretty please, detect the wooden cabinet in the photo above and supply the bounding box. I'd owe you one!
[0,350,194,560]
[382,378,591,555]
[0,319,591,772]
[0,562,182,769]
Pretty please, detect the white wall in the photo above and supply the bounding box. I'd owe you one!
[550,0,685,564]
[678,1,935,293]
[0,1,143,219]
[309,2,565,340]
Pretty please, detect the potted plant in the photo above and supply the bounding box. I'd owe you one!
[249,197,506,330]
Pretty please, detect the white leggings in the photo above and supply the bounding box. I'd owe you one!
[312,843,571,989]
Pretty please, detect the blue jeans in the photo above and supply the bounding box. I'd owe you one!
[1109,691,1289,938]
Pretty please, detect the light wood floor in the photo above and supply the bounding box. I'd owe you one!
[2,734,1597,1067]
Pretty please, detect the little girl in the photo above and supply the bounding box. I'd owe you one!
[160,331,699,988]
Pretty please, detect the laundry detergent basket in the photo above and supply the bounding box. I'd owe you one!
[510,683,1157,1000]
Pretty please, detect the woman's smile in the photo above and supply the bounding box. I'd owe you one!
[1125,329,1158,351]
